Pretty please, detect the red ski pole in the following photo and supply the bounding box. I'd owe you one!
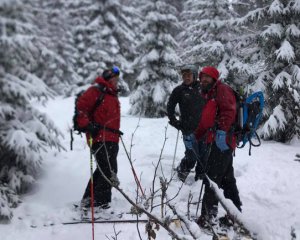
[120,136,145,198]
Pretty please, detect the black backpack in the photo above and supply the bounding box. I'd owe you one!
[72,84,106,133]
[70,84,106,150]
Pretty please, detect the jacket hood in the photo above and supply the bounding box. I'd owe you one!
[199,66,219,81]
[94,76,118,93]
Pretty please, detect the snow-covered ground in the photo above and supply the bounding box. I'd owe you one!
[1,96,300,240]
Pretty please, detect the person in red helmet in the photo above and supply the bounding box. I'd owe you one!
[75,66,123,210]
[195,66,242,228]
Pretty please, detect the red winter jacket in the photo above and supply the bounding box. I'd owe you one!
[76,77,120,144]
[194,80,237,149]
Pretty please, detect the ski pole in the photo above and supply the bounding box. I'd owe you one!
[89,136,95,240]
[195,180,205,217]
[70,129,74,151]
[120,136,145,198]
[171,130,180,176]
[195,142,212,218]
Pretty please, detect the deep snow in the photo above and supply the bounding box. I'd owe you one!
[0,96,299,240]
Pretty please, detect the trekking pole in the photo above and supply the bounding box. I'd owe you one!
[195,180,205,218]
[120,136,145,198]
[88,137,95,240]
[195,142,212,218]
[171,130,180,176]
[70,129,74,151]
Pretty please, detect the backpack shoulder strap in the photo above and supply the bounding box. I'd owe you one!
[92,84,106,110]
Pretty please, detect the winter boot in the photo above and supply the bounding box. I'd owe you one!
[99,203,111,210]
[197,215,217,229]
[80,198,90,209]
[219,214,234,227]
[176,165,189,182]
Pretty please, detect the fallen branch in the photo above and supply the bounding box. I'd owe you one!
[206,175,257,239]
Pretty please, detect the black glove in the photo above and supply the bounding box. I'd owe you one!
[169,119,183,131]
[86,123,100,138]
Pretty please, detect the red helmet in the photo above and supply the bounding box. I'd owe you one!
[199,66,219,81]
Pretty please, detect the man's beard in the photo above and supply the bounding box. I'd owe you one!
[201,82,214,93]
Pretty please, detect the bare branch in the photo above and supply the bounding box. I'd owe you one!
[130,117,141,160]
[167,204,198,240]
[94,159,187,240]
[120,136,145,198]
[206,175,257,238]
[187,192,193,220]
[105,223,122,240]
[150,125,168,211]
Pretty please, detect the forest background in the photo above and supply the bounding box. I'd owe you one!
[0,0,299,230]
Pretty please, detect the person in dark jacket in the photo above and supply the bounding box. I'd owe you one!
[194,66,242,227]
[76,66,122,210]
[167,64,205,182]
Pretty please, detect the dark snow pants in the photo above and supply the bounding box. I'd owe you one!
[201,142,242,217]
[177,134,198,172]
[82,141,119,207]
[177,137,209,181]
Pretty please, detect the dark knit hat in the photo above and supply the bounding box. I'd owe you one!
[102,66,120,80]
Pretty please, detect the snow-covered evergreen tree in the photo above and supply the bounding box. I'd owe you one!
[66,1,108,83]
[179,0,240,81]
[129,0,181,117]
[232,0,257,16]
[119,0,147,90]
[164,0,184,16]
[67,0,138,95]
[102,1,138,66]
[102,0,142,94]
[35,0,82,95]
[0,0,63,220]
[221,0,265,87]
[238,0,300,141]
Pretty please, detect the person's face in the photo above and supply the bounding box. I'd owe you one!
[181,70,194,85]
[200,73,214,88]
[108,75,119,88]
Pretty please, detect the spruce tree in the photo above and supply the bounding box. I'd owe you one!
[101,0,141,94]
[67,0,109,83]
[118,0,145,90]
[180,0,239,80]
[239,0,300,141]
[129,0,181,117]
[0,0,63,220]
[228,0,264,87]
[35,0,82,95]
[67,0,135,95]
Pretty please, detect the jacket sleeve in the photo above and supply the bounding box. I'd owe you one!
[215,84,236,132]
[167,87,180,122]
[76,87,99,129]
[194,99,217,140]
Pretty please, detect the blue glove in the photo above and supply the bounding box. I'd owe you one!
[183,134,195,150]
[215,130,229,151]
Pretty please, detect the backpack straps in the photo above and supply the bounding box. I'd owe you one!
[90,84,123,136]
[92,84,106,112]
[237,91,264,155]
[70,84,106,150]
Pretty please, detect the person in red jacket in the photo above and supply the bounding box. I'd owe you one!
[76,66,122,210]
[195,66,242,228]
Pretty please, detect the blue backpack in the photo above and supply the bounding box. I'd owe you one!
[233,91,264,155]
